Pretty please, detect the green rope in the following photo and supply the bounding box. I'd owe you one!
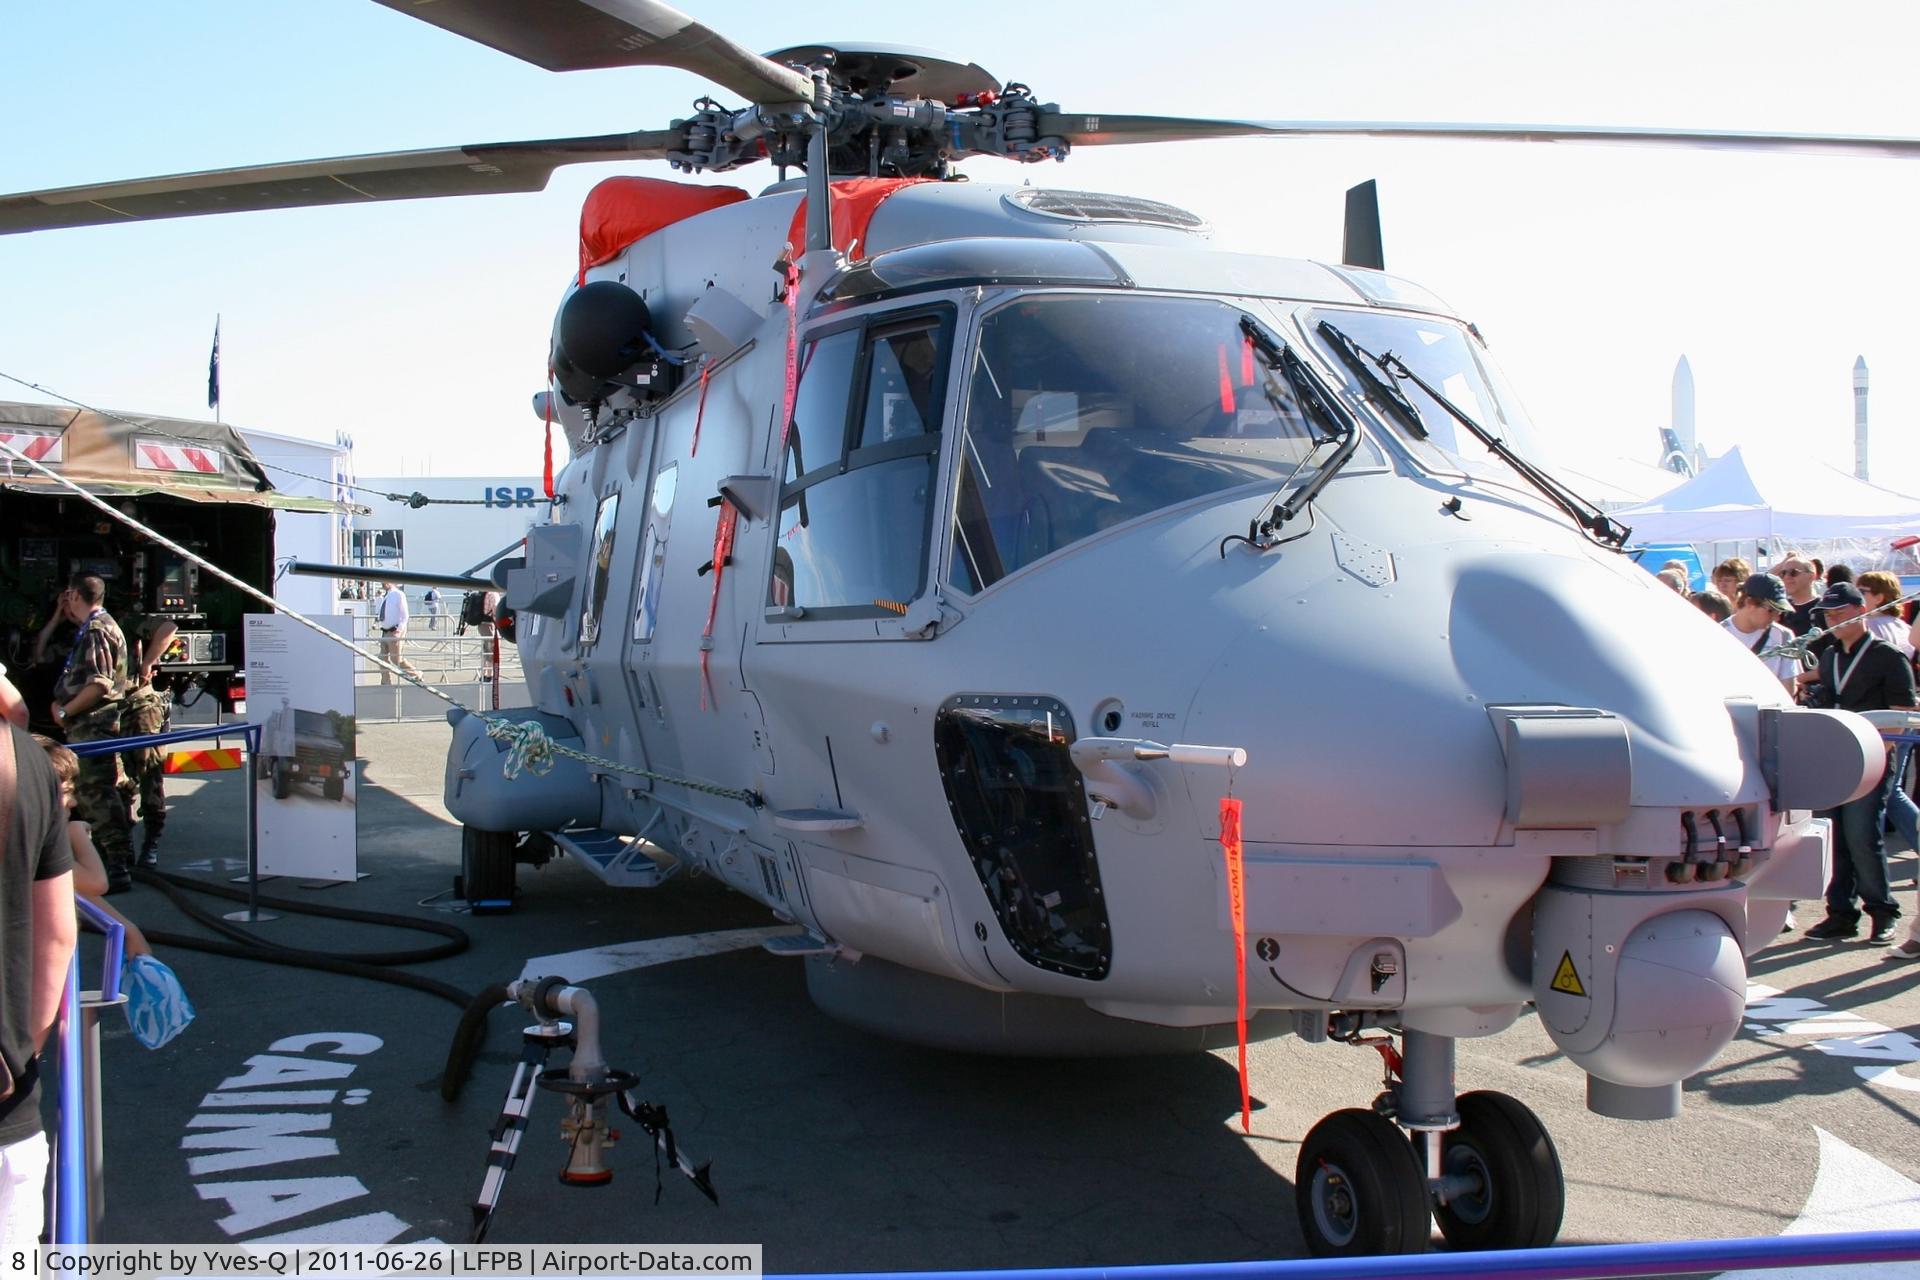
[481,718,759,802]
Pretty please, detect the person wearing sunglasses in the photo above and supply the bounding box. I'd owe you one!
[1775,554,1822,636]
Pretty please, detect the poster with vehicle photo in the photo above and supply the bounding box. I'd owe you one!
[245,613,357,880]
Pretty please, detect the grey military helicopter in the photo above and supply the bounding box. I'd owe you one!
[5,0,1912,1257]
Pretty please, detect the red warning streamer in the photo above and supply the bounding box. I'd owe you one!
[1216,344,1236,415]
[779,258,802,452]
[542,368,556,500]
[1220,795,1251,1133]
[699,505,739,711]
[690,362,713,457]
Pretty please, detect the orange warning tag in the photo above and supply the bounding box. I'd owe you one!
[1550,951,1588,998]
[1220,796,1250,1133]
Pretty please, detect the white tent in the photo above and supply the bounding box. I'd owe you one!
[1552,454,1685,510]
[1610,444,1920,543]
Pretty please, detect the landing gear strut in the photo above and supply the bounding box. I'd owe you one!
[1294,1024,1565,1257]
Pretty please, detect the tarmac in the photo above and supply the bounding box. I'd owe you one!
[71,718,1920,1269]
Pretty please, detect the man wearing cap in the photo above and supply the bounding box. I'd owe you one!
[1803,582,1915,944]
[1724,573,1800,691]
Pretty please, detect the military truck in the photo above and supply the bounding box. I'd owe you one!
[260,699,356,801]
[0,400,341,728]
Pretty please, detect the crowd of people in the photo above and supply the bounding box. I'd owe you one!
[1668,551,1920,955]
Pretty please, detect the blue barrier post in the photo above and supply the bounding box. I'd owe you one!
[51,958,87,1245]
[72,900,127,1238]
[52,900,123,1244]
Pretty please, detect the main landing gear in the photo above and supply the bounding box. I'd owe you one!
[1294,1025,1565,1257]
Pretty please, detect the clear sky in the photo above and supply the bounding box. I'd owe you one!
[3,0,1918,485]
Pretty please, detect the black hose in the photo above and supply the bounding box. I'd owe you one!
[135,867,469,966]
[442,984,513,1103]
[124,867,496,1099]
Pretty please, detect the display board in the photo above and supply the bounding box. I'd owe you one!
[245,613,358,881]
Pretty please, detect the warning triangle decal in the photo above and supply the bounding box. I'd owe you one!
[1550,951,1587,998]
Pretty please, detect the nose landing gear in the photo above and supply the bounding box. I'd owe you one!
[1296,1109,1431,1255]
[1293,1025,1566,1257]
[1431,1090,1564,1250]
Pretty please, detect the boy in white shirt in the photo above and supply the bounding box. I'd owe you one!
[1723,572,1799,691]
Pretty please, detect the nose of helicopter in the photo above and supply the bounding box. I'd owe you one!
[1184,544,1787,848]
[1443,549,1785,803]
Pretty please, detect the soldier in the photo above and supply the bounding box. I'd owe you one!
[37,574,133,893]
[119,610,179,866]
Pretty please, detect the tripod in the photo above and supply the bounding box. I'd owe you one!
[468,981,716,1243]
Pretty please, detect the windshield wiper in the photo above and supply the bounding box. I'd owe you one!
[1318,320,1428,439]
[1227,315,1362,552]
[1314,322,1629,548]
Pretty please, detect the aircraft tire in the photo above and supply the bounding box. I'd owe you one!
[1295,1108,1431,1257]
[1431,1090,1564,1250]
[270,758,291,800]
[461,825,517,911]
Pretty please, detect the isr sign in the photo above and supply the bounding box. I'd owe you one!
[484,485,540,508]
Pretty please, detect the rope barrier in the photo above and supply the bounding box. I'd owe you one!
[0,436,760,805]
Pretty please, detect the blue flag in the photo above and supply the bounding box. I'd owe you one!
[207,317,221,411]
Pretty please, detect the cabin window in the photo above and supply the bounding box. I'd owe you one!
[771,311,951,620]
[579,491,619,648]
[631,463,676,644]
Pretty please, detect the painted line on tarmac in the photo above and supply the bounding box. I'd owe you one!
[1719,1127,1920,1279]
[1745,983,1920,1092]
[519,925,801,983]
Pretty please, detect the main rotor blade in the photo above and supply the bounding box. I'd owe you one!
[371,0,814,103]
[0,131,678,235]
[1035,114,1920,159]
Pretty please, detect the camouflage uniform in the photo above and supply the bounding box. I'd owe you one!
[119,612,174,856]
[54,608,133,872]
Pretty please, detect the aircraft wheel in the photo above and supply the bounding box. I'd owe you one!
[461,826,517,912]
[269,758,291,800]
[1295,1108,1431,1257]
[1432,1090,1565,1251]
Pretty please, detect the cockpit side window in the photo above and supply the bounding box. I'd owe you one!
[770,309,953,620]
[579,491,620,649]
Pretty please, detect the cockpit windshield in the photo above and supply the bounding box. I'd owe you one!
[1309,308,1544,480]
[949,294,1383,594]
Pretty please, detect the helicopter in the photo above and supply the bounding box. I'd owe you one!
[3,0,1914,1259]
